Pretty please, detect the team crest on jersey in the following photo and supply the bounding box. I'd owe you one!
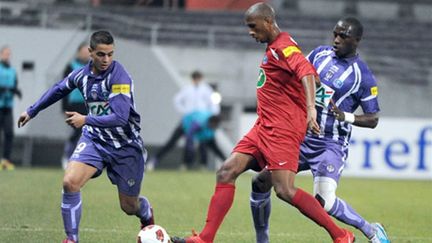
[127,179,136,187]
[101,91,110,101]
[323,66,339,82]
[326,164,335,173]
[257,68,266,88]
[262,55,268,64]
[90,84,99,100]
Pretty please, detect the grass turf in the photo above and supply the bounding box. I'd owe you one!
[0,168,431,242]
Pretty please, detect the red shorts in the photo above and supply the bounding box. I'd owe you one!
[233,124,304,172]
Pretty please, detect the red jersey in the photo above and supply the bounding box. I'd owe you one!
[256,32,316,135]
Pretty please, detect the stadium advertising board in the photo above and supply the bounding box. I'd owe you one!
[240,115,431,180]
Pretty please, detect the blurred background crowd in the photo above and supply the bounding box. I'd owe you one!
[0,0,430,176]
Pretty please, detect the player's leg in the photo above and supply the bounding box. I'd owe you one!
[152,122,184,162]
[62,137,104,243]
[2,108,15,170]
[106,144,154,228]
[200,152,256,242]
[271,170,352,242]
[198,141,208,168]
[250,169,272,243]
[313,159,389,241]
[62,161,98,243]
[172,152,257,243]
[118,192,154,228]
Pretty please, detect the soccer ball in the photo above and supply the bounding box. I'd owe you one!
[137,224,171,243]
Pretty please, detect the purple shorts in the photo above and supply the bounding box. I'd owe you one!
[70,135,147,196]
[298,136,348,183]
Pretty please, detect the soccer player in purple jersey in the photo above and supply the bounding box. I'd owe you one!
[17,30,154,243]
[249,17,390,243]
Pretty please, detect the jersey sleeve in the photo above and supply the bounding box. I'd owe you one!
[280,44,317,81]
[26,72,77,118]
[357,70,380,114]
[85,64,132,127]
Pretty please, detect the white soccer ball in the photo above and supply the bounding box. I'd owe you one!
[137,224,171,243]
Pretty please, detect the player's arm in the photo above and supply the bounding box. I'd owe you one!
[332,72,380,128]
[331,103,379,128]
[18,77,74,128]
[301,75,320,134]
[280,44,320,134]
[84,76,131,128]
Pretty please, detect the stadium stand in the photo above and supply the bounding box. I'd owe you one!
[0,0,430,167]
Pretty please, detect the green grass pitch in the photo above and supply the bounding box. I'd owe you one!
[0,168,431,242]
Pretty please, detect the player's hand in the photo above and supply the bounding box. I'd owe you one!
[330,100,345,121]
[65,111,86,129]
[307,106,320,135]
[17,111,31,128]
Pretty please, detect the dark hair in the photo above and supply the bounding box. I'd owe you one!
[191,70,203,80]
[90,30,114,49]
[341,17,363,39]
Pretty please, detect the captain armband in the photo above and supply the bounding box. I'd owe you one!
[343,112,355,124]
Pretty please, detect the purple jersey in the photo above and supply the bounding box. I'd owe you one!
[27,61,143,149]
[307,45,380,144]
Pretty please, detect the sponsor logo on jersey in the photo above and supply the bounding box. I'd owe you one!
[333,79,344,89]
[315,83,335,108]
[282,46,301,58]
[257,68,266,88]
[370,86,378,96]
[88,101,111,116]
[112,84,130,94]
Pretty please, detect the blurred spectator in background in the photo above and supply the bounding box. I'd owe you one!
[0,46,21,171]
[182,110,226,170]
[60,43,90,169]
[147,70,220,170]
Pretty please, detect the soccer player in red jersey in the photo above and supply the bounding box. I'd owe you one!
[172,2,354,243]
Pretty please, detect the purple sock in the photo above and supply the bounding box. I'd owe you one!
[250,191,271,243]
[61,191,82,242]
[137,196,152,221]
[329,198,374,238]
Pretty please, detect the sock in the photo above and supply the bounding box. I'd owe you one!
[250,191,271,243]
[61,191,82,242]
[137,196,152,222]
[291,189,345,240]
[329,198,375,238]
[199,183,235,243]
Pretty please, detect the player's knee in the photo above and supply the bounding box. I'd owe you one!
[252,173,272,193]
[216,163,237,183]
[273,185,296,202]
[314,178,337,212]
[62,176,80,192]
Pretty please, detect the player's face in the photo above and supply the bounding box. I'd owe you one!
[332,21,359,58]
[89,44,114,74]
[245,16,272,43]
